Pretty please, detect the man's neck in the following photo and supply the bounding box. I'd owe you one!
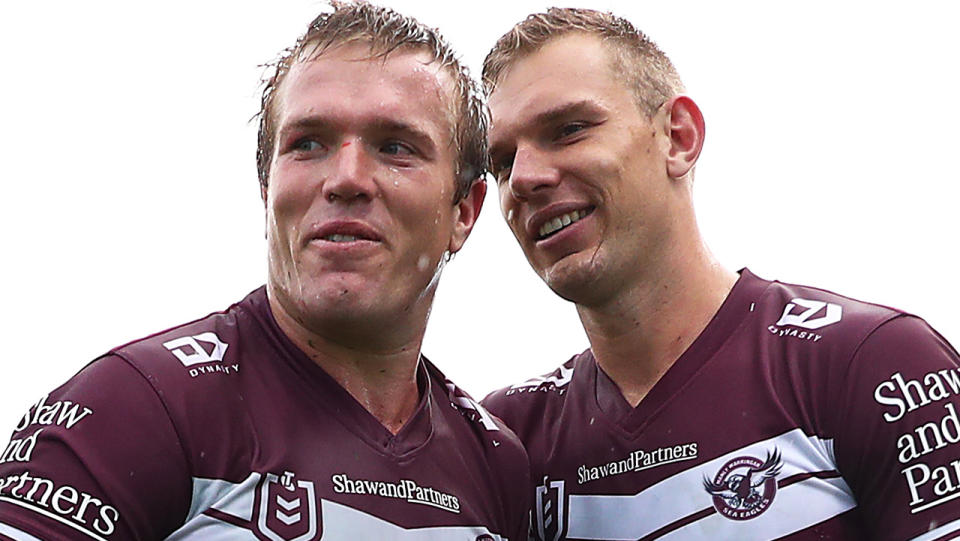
[577,245,737,408]
[268,300,424,435]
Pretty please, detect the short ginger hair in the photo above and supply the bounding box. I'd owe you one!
[483,7,685,118]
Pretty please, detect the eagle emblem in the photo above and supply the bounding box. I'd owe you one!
[703,448,783,520]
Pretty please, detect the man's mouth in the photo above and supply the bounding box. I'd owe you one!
[323,234,362,243]
[309,221,382,246]
[538,208,593,240]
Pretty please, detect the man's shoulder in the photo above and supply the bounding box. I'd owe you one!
[110,288,263,378]
[425,359,526,450]
[748,271,908,351]
[51,288,269,464]
[480,352,583,434]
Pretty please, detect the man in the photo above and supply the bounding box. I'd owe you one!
[481,8,960,541]
[0,3,528,540]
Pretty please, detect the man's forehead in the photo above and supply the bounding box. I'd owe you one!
[491,35,616,98]
[489,36,621,134]
[277,44,457,133]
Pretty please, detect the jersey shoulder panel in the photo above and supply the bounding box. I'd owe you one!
[110,293,248,387]
[749,277,908,424]
[759,276,905,341]
[0,354,192,540]
[108,291,260,484]
[830,314,960,540]
[481,353,581,442]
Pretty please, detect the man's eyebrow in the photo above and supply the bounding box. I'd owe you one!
[490,100,603,157]
[277,116,331,138]
[370,118,439,155]
[530,99,605,126]
[370,119,432,140]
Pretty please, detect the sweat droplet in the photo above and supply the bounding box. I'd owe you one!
[393,180,399,187]
[507,209,514,221]
[417,255,430,271]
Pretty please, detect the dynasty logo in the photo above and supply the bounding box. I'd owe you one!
[703,449,783,520]
[768,298,843,342]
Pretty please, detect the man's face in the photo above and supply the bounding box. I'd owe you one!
[488,34,678,306]
[264,44,475,336]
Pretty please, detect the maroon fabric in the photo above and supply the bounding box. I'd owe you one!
[0,287,529,540]
[483,269,960,540]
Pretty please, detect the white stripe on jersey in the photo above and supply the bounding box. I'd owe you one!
[0,521,43,541]
[321,499,506,540]
[909,516,960,541]
[567,429,853,540]
[168,479,509,541]
[185,473,260,524]
[164,513,257,541]
[662,476,854,541]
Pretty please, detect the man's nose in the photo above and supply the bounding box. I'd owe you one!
[321,140,377,203]
[508,144,561,199]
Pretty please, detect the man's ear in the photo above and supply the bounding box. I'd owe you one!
[664,95,705,180]
[448,179,487,254]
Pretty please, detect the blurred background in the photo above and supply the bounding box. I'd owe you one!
[2,1,958,432]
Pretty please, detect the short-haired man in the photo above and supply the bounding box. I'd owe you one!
[481,8,960,540]
[0,3,528,540]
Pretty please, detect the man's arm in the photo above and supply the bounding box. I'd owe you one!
[0,355,192,540]
[833,315,960,540]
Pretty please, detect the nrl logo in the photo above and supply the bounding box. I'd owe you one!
[535,477,566,541]
[703,449,783,520]
[256,471,320,541]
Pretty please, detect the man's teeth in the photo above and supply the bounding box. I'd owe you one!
[539,209,587,238]
[324,234,359,242]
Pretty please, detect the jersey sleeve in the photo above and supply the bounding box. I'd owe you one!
[0,355,192,540]
[833,315,960,540]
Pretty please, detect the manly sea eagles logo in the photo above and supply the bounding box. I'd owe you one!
[256,471,320,541]
[535,477,566,541]
[703,449,783,520]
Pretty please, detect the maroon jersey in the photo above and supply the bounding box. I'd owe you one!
[483,269,960,541]
[0,287,528,541]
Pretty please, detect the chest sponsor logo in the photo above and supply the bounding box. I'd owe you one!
[703,448,783,520]
[578,443,698,484]
[162,332,239,377]
[331,473,461,513]
[256,471,320,541]
[535,477,566,541]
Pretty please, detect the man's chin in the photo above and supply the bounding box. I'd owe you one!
[539,255,608,305]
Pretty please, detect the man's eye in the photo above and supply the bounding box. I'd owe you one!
[381,141,414,156]
[293,139,323,152]
[558,122,587,139]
